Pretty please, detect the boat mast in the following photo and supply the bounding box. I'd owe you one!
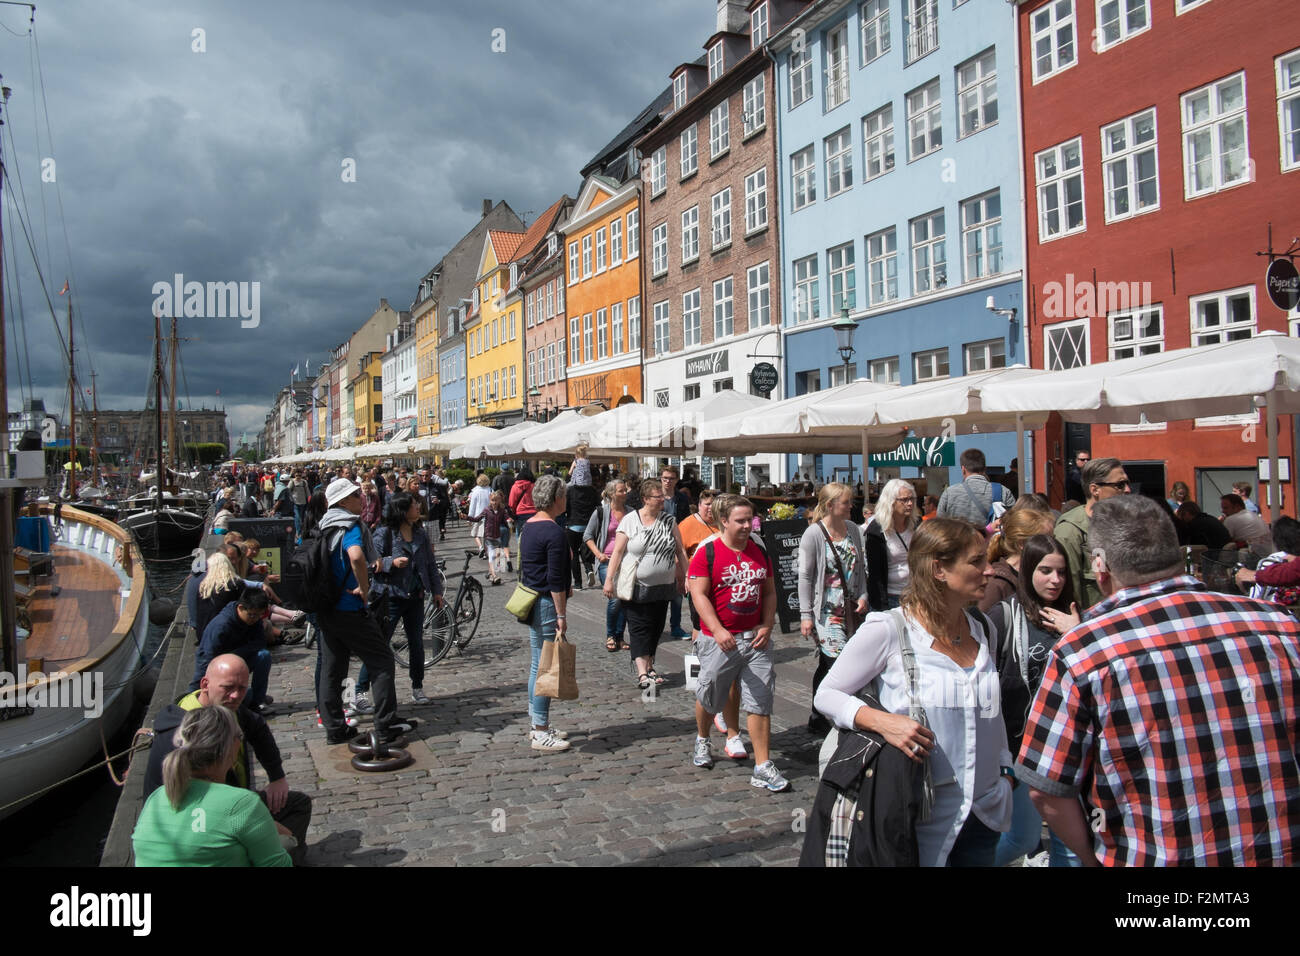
[0,78,16,673]
[90,372,101,489]
[153,315,164,513]
[168,317,177,493]
[68,296,76,499]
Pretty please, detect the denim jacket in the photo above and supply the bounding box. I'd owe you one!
[373,524,443,599]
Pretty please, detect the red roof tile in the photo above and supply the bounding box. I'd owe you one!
[487,229,525,264]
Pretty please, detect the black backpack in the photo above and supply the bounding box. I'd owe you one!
[286,518,359,614]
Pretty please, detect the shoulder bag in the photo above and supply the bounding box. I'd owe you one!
[817,521,862,637]
[614,513,643,601]
[505,521,540,622]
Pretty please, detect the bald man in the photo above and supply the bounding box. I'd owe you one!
[143,654,312,863]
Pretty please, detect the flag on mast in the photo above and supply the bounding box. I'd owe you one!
[58,279,69,295]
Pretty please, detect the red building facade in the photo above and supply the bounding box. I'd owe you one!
[1017,0,1300,514]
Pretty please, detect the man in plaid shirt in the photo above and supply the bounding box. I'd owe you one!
[1017,495,1300,865]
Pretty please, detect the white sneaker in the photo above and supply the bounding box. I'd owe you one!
[410,688,430,704]
[350,692,374,715]
[586,569,597,588]
[750,760,791,792]
[724,735,748,760]
[692,736,714,769]
[530,729,570,752]
[713,712,728,734]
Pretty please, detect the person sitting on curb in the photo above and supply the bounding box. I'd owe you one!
[191,587,275,716]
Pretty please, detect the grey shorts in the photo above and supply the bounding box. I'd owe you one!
[693,630,775,717]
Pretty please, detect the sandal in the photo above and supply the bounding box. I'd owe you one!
[605,636,620,653]
[619,641,631,651]
[647,669,666,686]
[637,673,651,690]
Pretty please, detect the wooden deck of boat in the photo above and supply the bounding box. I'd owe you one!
[23,544,120,666]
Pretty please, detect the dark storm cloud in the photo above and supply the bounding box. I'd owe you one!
[0,0,716,440]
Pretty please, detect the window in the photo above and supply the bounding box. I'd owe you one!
[964,338,1006,373]
[961,191,1002,280]
[1280,50,1300,172]
[1095,0,1149,50]
[653,300,670,355]
[681,125,699,178]
[526,291,535,328]
[906,79,942,160]
[548,234,557,257]
[612,302,624,354]
[557,282,564,312]
[1108,306,1163,359]
[1190,287,1255,345]
[550,342,560,383]
[708,42,725,83]
[1032,0,1076,82]
[863,104,895,180]
[583,313,593,362]
[906,0,939,64]
[910,210,947,293]
[527,351,535,388]
[1183,73,1250,199]
[867,228,898,305]
[714,378,734,392]
[748,262,771,327]
[792,145,817,210]
[681,206,700,263]
[860,0,890,65]
[1102,108,1159,221]
[595,227,607,272]
[828,243,856,313]
[683,289,702,347]
[1176,0,1211,10]
[795,369,822,395]
[793,255,820,324]
[570,316,581,365]
[627,209,640,258]
[1036,137,1085,240]
[1045,320,1088,369]
[674,72,687,110]
[711,189,732,249]
[648,147,666,196]
[629,296,641,351]
[957,49,997,138]
[710,103,730,159]
[743,75,766,136]
[869,356,900,384]
[745,167,768,233]
[826,24,850,110]
[790,48,813,108]
[751,3,769,47]
[684,383,702,402]
[582,235,593,277]
[610,219,623,265]
[825,127,853,196]
[714,277,734,339]
[568,241,580,284]
[546,282,555,318]
[913,347,949,381]
[509,310,516,340]
[651,222,668,276]
[830,364,858,387]
[597,307,607,359]
[654,388,670,408]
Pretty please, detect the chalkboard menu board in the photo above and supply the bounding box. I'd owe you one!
[226,516,298,600]
[758,518,807,633]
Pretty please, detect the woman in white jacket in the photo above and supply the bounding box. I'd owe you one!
[466,473,492,557]
[814,517,1013,866]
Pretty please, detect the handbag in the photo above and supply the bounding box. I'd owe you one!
[615,554,640,601]
[534,633,579,700]
[818,521,862,636]
[505,582,539,622]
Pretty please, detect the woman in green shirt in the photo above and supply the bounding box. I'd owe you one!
[133,706,292,867]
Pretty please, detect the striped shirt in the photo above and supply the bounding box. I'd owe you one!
[1016,575,1300,866]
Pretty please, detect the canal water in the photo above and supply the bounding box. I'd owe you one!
[0,550,193,866]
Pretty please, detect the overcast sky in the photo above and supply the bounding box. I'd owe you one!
[0,0,717,444]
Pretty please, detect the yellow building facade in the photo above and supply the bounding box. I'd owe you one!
[465,229,525,426]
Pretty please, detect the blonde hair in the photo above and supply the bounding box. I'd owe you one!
[873,479,917,530]
[575,443,588,459]
[987,506,1056,563]
[199,553,240,600]
[476,473,490,487]
[901,518,988,630]
[810,482,854,523]
[162,705,239,810]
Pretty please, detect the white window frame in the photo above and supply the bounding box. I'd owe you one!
[1108,304,1163,360]
[681,206,700,264]
[1182,72,1250,199]
[963,338,1006,373]
[860,0,891,66]
[905,0,939,65]
[711,188,732,250]
[629,296,641,351]
[568,241,580,284]
[828,242,856,314]
[1176,0,1211,11]
[556,281,564,312]
[673,72,687,110]
[910,209,947,294]
[1279,49,1300,173]
[709,103,730,160]
[913,346,950,382]
[595,227,607,273]
[752,3,769,48]
[825,126,854,197]
[627,209,640,259]
[867,227,898,306]
[610,218,623,265]
[906,78,943,161]
[653,300,670,355]
[654,388,670,409]
[683,289,702,347]
[744,166,768,234]
[527,350,535,388]
[826,23,850,111]
[1036,137,1086,242]
[1190,286,1256,346]
[863,104,895,181]
[743,75,766,137]
[680,125,699,178]
[651,222,669,277]
[570,316,581,366]
[790,48,813,109]
[793,255,820,324]
[648,147,667,196]
[792,145,817,210]
[612,302,624,355]
[526,291,535,328]
[684,383,701,402]
[869,356,900,384]
[1094,0,1150,51]
[708,42,725,83]
[748,261,771,328]
[957,48,997,139]
[961,190,1002,281]
[547,281,555,319]
[1031,0,1077,83]
[583,312,593,362]
[713,277,734,340]
[1044,319,1089,370]
[582,235,593,278]
[596,307,608,359]
[1102,108,1160,222]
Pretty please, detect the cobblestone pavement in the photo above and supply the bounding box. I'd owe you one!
[265,520,827,866]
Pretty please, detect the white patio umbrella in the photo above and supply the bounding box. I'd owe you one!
[451,420,538,459]
[411,424,501,456]
[521,406,614,456]
[586,390,769,456]
[482,411,584,457]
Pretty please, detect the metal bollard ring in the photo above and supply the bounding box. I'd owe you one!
[349,730,413,772]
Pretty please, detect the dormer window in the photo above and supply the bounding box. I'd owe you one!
[673,72,687,109]
[472,289,479,311]
[547,234,557,257]
[708,43,725,82]
[751,3,769,47]
[509,263,518,290]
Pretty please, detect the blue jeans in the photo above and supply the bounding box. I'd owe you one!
[293,503,306,539]
[597,562,625,640]
[946,813,1000,867]
[527,595,557,728]
[358,593,427,690]
[248,648,272,709]
[994,781,1044,866]
[669,592,683,633]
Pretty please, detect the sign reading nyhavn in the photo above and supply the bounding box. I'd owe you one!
[869,436,955,468]
[685,349,729,378]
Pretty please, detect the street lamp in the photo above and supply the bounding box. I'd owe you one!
[832,306,857,381]
[527,385,542,421]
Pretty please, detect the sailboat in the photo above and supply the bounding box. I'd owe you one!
[0,65,152,821]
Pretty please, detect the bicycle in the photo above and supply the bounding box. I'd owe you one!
[391,549,483,669]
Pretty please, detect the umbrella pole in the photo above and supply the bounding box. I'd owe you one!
[861,430,870,489]
[1016,413,1026,498]
[1267,390,1281,522]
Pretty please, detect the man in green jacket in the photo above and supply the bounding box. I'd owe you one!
[1054,457,1130,611]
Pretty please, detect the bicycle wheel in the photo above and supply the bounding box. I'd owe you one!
[453,576,483,649]
[391,603,454,669]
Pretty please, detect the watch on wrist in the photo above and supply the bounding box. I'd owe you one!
[1000,766,1018,789]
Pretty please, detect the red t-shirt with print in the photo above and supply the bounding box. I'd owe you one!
[687,538,771,637]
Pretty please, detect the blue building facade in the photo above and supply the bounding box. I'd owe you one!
[439,339,467,433]
[770,0,1025,490]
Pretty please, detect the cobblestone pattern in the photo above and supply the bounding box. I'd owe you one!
[263,522,829,866]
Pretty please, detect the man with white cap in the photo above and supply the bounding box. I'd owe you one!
[316,476,401,744]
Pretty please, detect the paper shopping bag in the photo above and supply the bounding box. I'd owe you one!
[534,633,579,700]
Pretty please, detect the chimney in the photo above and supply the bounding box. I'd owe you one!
[380,297,389,309]
[716,0,747,34]
[482,199,492,218]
